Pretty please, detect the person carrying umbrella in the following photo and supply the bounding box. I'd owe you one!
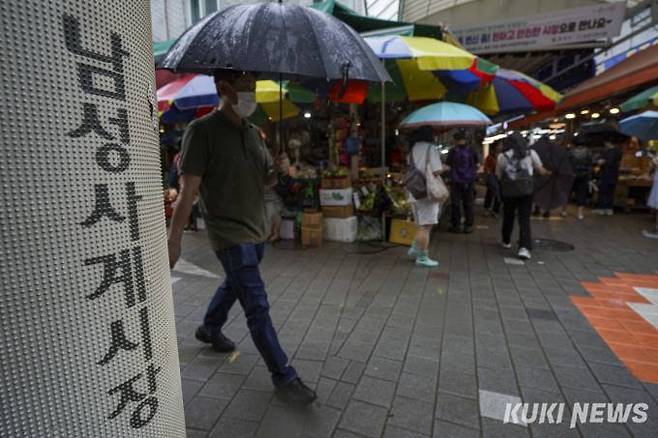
[445,128,480,233]
[497,133,551,260]
[593,136,624,216]
[167,69,316,405]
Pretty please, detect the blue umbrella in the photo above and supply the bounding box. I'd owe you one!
[619,111,658,141]
[399,102,491,129]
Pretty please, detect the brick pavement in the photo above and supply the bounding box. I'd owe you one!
[174,209,658,438]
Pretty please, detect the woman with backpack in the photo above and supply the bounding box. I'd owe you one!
[497,133,551,260]
[568,135,593,220]
[406,125,444,267]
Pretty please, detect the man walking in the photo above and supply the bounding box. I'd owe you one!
[594,137,623,216]
[445,129,480,233]
[168,69,317,405]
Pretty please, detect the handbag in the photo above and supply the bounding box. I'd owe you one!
[425,145,449,203]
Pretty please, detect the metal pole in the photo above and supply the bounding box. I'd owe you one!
[1,2,184,436]
[278,73,283,156]
[381,80,387,242]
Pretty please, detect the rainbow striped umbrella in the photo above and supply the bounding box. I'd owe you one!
[364,36,496,102]
[157,74,301,122]
[466,68,562,115]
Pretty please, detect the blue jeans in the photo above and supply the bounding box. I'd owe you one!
[203,243,297,386]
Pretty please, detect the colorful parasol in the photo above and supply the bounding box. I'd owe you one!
[620,85,658,113]
[365,35,475,71]
[156,74,300,122]
[362,36,497,103]
[467,68,562,115]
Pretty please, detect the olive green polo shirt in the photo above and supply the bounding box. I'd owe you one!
[180,110,273,251]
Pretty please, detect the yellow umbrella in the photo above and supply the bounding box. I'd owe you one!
[255,80,299,121]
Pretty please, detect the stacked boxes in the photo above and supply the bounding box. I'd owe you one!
[301,211,323,247]
[320,174,353,218]
[323,216,358,243]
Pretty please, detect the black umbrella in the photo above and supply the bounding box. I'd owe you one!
[160,2,390,83]
[532,137,575,211]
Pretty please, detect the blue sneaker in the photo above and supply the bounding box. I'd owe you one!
[407,241,420,259]
[415,252,439,268]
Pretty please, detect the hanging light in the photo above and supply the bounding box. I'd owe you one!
[609,108,620,115]
[580,109,590,115]
[303,112,312,119]
[565,113,576,119]
[591,112,600,119]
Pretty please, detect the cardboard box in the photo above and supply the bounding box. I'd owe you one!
[323,216,358,243]
[301,226,322,247]
[321,176,351,189]
[322,205,354,218]
[320,188,353,206]
[389,219,416,246]
[301,211,322,228]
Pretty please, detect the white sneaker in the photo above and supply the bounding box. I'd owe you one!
[642,230,658,240]
[518,248,531,260]
[501,242,512,249]
[577,214,584,220]
[605,209,614,216]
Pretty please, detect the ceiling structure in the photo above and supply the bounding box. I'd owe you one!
[364,0,401,20]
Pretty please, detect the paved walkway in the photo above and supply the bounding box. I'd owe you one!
[173,207,658,438]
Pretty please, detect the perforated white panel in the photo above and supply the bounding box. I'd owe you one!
[0,1,185,436]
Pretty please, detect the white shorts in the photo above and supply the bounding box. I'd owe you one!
[412,198,441,226]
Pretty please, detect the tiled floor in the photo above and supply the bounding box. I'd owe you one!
[173,207,658,437]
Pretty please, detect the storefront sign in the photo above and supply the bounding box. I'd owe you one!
[452,2,626,54]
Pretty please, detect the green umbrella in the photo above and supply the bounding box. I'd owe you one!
[620,85,658,113]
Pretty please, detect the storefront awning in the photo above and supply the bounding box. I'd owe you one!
[558,44,658,111]
[310,0,441,38]
[154,39,176,65]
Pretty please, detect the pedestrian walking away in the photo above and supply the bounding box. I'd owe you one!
[445,128,479,233]
[593,137,624,216]
[167,69,317,406]
[484,140,503,216]
[568,135,593,220]
[497,132,551,260]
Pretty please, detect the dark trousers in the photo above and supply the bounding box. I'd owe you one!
[484,186,501,213]
[203,243,297,386]
[451,182,475,228]
[597,175,617,210]
[572,176,590,207]
[502,195,533,250]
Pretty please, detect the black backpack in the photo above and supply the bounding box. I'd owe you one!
[405,146,430,200]
[500,152,534,198]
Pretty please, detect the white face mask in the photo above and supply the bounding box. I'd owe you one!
[233,92,258,118]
